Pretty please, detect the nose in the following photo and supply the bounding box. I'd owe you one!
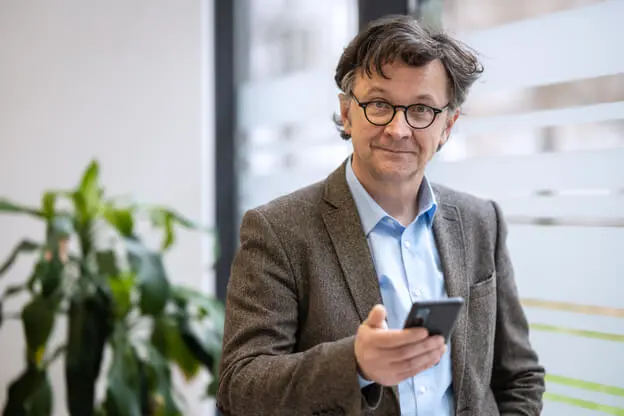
[384,109,412,140]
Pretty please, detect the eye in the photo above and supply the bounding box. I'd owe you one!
[370,101,391,110]
[410,104,429,113]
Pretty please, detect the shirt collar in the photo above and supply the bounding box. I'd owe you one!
[345,156,437,235]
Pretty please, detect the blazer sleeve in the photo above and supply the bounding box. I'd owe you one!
[490,201,546,415]
[216,208,365,416]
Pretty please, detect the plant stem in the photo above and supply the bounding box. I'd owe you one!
[43,344,67,368]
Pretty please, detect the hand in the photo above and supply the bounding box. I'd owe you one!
[354,304,446,386]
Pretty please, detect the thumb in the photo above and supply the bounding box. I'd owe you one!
[365,304,388,329]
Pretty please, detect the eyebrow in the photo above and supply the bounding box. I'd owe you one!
[363,86,388,96]
[362,87,437,103]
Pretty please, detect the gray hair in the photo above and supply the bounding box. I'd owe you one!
[334,15,483,140]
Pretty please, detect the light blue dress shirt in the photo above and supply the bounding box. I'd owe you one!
[345,158,454,416]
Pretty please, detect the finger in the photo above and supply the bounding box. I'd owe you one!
[385,336,445,363]
[370,327,430,349]
[391,344,445,372]
[394,345,447,380]
[364,304,387,329]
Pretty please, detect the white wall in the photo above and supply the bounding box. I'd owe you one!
[0,1,215,414]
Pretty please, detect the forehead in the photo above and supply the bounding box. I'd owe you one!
[353,60,449,104]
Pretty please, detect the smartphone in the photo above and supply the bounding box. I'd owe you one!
[403,297,464,342]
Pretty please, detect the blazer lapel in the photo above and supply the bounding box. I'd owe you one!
[432,192,470,411]
[321,161,402,407]
[321,162,382,322]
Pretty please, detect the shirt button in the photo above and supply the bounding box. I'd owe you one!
[418,386,427,395]
[403,240,411,249]
[411,288,422,298]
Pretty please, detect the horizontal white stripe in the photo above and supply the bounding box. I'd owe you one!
[524,308,623,342]
[542,400,605,416]
[240,170,333,211]
[545,379,624,410]
[426,148,624,195]
[497,195,624,220]
[464,0,624,93]
[238,69,339,130]
[509,225,624,309]
[455,102,624,136]
[530,331,623,390]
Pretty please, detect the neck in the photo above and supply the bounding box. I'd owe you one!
[352,161,424,227]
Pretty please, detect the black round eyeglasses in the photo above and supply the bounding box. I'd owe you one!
[351,94,449,130]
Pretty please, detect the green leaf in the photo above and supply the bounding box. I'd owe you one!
[125,238,170,316]
[26,260,49,294]
[149,207,212,251]
[162,212,174,251]
[136,360,151,415]
[41,190,73,220]
[79,161,101,209]
[149,207,207,231]
[206,378,218,398]
[74,161,102,224]
[148,209,174,251]
[145,346,182,416]
[177,311,222,380]
[0,240,41,279]
[94,406,107,416]
[108,273,134,319]
[151,317,200,382]
[172,286,224,335]
[150,317,168,357]
[38,251,64,299]
[65,289,113,416]
[25,372,53,416]
[22,295,57,365]
[179,323,219,377]
[2,365,49,416]
[41,193,56,219]
[0,198,44,218]
[105,331,142,416]
[103,206,134,238]
[96,250,119,276]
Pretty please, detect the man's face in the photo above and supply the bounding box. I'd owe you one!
[340,59,459,184]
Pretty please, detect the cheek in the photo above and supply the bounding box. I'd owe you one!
[352,122,381,146]
[413,131,440,153]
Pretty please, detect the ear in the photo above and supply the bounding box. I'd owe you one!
[339,93,352,135]
[439,108,460,149]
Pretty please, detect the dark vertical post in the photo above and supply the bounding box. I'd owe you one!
[214,0,237,303]
[358,0,411,28]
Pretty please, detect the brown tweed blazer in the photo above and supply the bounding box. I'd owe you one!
[217,161,545,416]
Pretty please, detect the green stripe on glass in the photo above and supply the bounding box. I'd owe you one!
[530,323,624,342]
[545,392,624,415]
[521,298,624,317]
[547,374,624,397]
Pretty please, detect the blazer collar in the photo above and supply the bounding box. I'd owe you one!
[321,160,383,323]
[431,185,470,406]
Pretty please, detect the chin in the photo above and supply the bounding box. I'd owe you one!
[373,163,419,182]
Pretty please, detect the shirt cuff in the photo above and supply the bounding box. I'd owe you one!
[358,373,375,389]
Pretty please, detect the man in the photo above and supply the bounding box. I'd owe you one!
[217,15,545,416]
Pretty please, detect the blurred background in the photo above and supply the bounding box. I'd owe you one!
[1,0,622,415]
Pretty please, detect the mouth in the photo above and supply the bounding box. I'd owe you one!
[373,146,415,155]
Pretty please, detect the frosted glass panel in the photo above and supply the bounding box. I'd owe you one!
[464,0,624,93]
[435,1,624,414]
[236,0,359,216]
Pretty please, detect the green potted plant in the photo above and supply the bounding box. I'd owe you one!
[0,161,224,416]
